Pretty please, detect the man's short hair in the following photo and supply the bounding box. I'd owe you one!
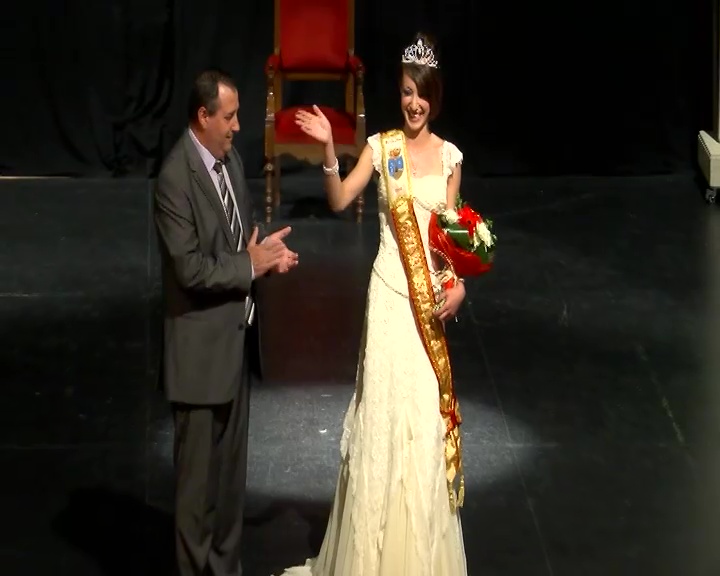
[187,69,237,122]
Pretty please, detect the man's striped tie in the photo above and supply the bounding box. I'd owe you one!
[213,160,242,249]
[213,160,254,324]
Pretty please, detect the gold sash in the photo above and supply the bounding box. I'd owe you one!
[379,130,465,512]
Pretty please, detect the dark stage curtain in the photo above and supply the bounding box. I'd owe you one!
[0,0,712,178]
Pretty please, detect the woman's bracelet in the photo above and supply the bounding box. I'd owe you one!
[322,158,339,176]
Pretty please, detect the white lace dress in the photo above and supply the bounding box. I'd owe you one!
[278,133,468,576]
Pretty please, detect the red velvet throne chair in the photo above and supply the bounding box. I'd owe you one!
[263,0,366,223]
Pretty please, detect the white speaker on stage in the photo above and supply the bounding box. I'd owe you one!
[699,0,720,203]
[699,131,720,203]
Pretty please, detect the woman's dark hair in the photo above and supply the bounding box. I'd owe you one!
[400,33,443,121]
[187,69,237,122]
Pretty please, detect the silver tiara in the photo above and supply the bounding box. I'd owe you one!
[401,38,438,68]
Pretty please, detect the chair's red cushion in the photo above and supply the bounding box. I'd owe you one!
[278,0,348,71]
[274,106,356,146]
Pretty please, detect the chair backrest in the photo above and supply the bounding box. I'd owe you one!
[275,0,354,71]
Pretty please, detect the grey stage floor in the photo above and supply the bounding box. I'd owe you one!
[1,173,719,575]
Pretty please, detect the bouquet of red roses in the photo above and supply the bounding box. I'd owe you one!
[429,194,496,290]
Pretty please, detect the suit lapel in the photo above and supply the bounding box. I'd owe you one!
[183,134,235,249]
[225,151,252,245]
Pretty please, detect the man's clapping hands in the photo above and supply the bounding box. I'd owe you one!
[247,226,299,276]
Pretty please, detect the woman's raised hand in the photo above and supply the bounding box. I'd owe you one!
[295,105,332,145]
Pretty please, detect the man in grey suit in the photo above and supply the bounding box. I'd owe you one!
[154,69,298,576]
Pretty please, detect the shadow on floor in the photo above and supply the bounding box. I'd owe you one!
[51,486,175,576]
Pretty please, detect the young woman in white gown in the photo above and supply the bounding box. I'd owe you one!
[279,34,469,576]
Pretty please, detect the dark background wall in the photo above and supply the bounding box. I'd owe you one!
[0,0,713,179]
